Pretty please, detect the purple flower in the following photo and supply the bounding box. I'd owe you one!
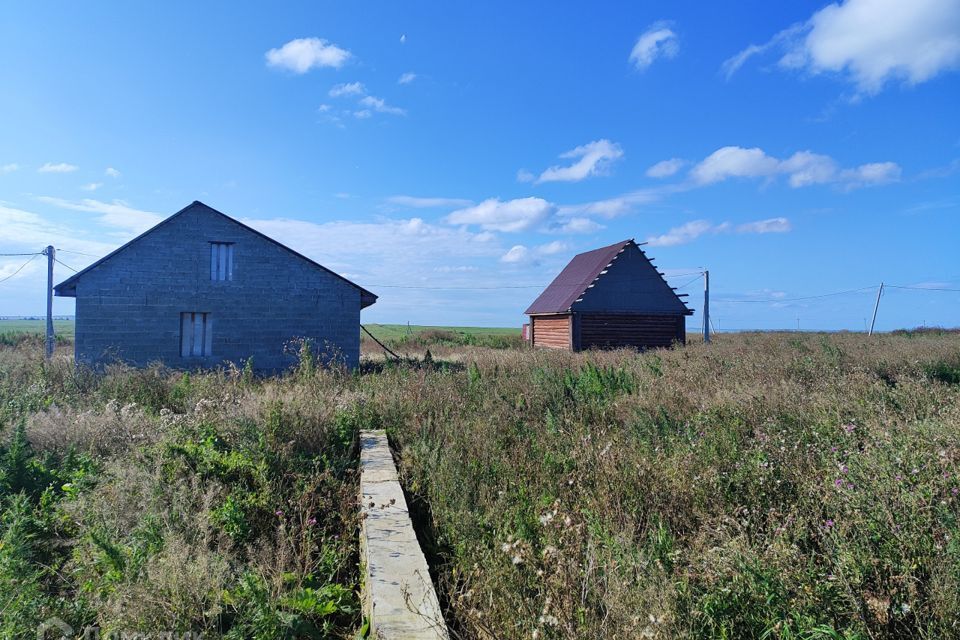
[834,479,844,487]
[275,510,284,517]
[842,423,856,434]
[307,517,317,526]
[823,519,834,530]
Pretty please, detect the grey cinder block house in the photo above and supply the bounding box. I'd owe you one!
[55,201,376,371]
[525,239,693,351]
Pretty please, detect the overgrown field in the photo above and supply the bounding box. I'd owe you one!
[1,330,959,638]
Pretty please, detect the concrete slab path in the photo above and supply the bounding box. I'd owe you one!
[360,430,449,640]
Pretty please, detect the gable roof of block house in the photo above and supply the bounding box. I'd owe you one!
[524,238,692,315]
[54,200,377,308]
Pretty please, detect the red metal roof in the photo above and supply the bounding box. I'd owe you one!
[525,239,633,314]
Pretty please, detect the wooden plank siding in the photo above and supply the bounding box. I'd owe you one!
[576,313,684,351]
[531,314,572,350]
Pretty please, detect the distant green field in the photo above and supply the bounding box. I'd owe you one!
[0,319,75,338]
[361,323,519,342]
[0,320,516,343]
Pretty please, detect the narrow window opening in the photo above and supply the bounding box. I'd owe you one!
[180,312,212,356]
[210,242,234,281]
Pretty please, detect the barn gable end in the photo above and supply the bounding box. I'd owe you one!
[571,241,690,315]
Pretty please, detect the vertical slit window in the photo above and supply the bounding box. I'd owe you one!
[210,242,234,281]
[180,312,212,357]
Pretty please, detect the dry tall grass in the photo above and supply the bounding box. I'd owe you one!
[359,332,960,639]
[1,330,958,638]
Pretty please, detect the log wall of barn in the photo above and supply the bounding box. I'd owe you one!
[576,313,685,350]
[531,314,572,349]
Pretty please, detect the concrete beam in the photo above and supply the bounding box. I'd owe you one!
[360,430,449,640]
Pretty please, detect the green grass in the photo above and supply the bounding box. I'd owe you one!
[0,319,75,339]
[0,320,517,345]
[361,323,519,341]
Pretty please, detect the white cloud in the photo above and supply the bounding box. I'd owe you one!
[534,139,624,184]
[557,186,669,220]
[690,147,781,184]
[398,72,417,84]
[645,158,685,178]
[723,0,960,94]
[317,104,332,112]
[647,220,717,247]
[736,217,792,233]
[387,195,474,209]
[778,151,839,187]
[689,145,900,189]
[434,265,479,273]
[500,245,530,263]
[630,21,680,70]
[447,197,555,232]
[0,204,115,257]
[265,37,351,73]
[648,216,792,246]
[500,241,567,264]
[721,24,805,79]
[38,162,78,173]
[1,163,20,174]
[537,240,568,255]
[37,197,163,234]
[839,161,902,188]
[558,217,605,233]
[80,182,103,191]
[353,109,372,119]
[105,167,121,178]
[516,169,535,183]
[329,81,365,97]
[400,34,407,44]
[359,95,406,116]
[243,215,502,297]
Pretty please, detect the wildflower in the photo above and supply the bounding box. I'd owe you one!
[842,423,856,433]
[307,517,317,526]
[834,479,843,487]
[512,555,522,565]
[275,510,284,517]
[823,519,834,530]
[538,511,555,526]
[538,615,559,627]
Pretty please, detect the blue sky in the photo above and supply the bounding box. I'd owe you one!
[1,0,958,330]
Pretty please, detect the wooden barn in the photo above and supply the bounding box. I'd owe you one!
[525,239,693,351]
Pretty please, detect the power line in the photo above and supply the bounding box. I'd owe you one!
[367,283,544,290]
[54,258,78,273]
[674,273,704,290]
[0,252,43,257]
[56,249,100,258]
[718,285,877,304]
[887,284,960,293]
[0,254,41,284]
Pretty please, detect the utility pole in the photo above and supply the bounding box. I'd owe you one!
[868,282,884,336]
[44,245,55,359]
[703,270,710,344]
